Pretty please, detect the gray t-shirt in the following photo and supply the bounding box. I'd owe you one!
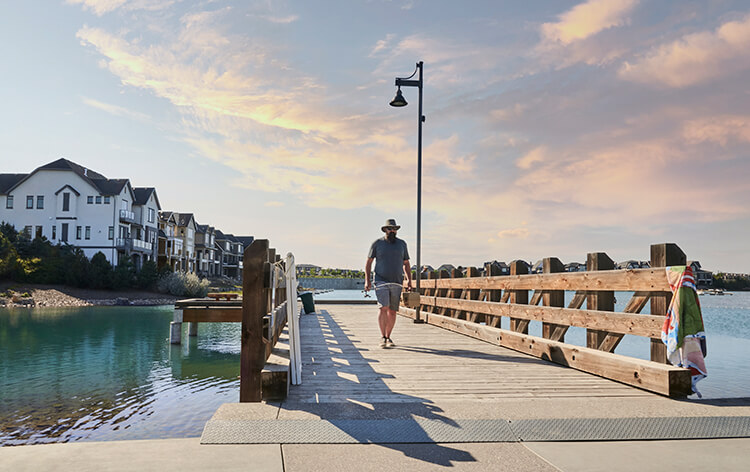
[368,237,410,283]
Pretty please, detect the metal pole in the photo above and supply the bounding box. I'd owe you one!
[415,61,424,323]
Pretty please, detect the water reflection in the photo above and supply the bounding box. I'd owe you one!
[0,306,241,445]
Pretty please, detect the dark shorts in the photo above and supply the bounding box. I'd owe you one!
[374,281,402,311]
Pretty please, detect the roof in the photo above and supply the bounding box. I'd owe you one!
[196,224,208,233]
[2,158,134,197]
[234,236,255,247]
[170,212,195,227]
[133,187,161,209]
[0,174,27,194]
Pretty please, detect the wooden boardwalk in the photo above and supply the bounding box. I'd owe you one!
[287,305,652,404]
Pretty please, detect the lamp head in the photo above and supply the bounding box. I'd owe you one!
[389,87,408,107]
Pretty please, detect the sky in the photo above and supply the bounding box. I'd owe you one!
[1,0,749,273]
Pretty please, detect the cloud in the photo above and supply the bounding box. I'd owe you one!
[256,15,299,24]
[264,201,285,207]
[619,14,750,87]
[541,0,639,45]
[497,227,530,239]
[516,146,547,170]
[67,0,174,16]
[369,34,396,57]
[81,96,151,122]
[683,115,750,146]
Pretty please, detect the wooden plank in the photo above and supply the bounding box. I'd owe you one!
[650,243,686,363]
[568,291,587,309]
[183,307,242,322]
[418,297,664,338]
[437,269,453,317]
[485,263,503,328]
[529,291,543,306]
[586,252,615,350]
[464,267,482,323]
[509,260,529,334]
[398,307,691,397]
[624,292,651,313]
[542,257,566,341]
[240,239,269,402]
[416,268,671,292]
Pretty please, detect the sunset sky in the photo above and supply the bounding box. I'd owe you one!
[2,0,749,272]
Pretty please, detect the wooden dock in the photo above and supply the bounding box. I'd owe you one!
[287,304,652,404]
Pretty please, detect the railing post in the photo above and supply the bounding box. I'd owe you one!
[586,252,615,349]
[542,257,566,341]
[240,239,269,402]
[465,267,482,323]
[509,260,529,333]
[650,243,686,363]
[485,263,502,328]
[437,269,452,317]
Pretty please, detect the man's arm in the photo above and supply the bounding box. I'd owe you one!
[403,259,413,290]
[365,257,374,291]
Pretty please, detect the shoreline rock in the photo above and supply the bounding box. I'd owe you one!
[0,286,178,309]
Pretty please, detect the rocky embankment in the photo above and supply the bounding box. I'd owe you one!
[0,285,178,308]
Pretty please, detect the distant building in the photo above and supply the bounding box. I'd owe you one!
[688,261,713,288]
[0,158,156,267]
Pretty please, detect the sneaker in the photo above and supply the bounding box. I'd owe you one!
[386,337,395,348]
[379,337,387,348]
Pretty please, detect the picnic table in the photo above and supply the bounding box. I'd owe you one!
[206,292,239,301]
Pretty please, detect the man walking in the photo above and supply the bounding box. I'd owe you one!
[365,219,413,348]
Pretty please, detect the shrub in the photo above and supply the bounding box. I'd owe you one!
[137,260,159,290]
[157,271,209,297]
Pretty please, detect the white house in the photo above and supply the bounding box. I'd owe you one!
[0,158,154,267]
[132,187,161,269]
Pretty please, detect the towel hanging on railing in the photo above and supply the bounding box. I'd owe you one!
[661,265,707,397]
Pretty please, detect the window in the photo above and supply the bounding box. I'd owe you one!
[36,196,44,209]
[35,226,43,239]
[23,226,32,239]
[26,196,33,209]
[85,226,91,240]
[96,196,102,204]
[76,226,82,240]
[148,208,155,223]
[62,193,70,212]
[108,226,114,240]
[52,225,56,240]
[61,223,69,242]
[87,196,93,204]
[5,196,12,209]
[104,196,110,204]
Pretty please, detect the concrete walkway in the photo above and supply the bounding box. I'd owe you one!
[2,436,750,471]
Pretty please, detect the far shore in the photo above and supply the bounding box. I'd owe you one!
[0,282,179,308]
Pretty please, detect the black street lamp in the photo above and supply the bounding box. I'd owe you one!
[390,61,425,324]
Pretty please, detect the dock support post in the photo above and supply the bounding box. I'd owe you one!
[188,322,198,337]
[170,309,183,344]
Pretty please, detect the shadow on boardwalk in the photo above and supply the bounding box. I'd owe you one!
[279,309,478,467]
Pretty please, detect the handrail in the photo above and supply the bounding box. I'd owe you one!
[400,243,693,397]
[416,268,670,292]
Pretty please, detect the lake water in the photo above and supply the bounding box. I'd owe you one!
[1,291,748,446]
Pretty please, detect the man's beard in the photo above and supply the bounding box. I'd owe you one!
[386,232,396,243]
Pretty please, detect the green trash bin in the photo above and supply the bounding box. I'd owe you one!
[300,292,315,314]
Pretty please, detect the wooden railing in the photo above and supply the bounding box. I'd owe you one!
[172,239,294,402]
[239,239,290,402]
[399,243,692,397]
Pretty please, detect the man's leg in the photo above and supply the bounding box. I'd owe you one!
[384,308,397,338]
[378,306,389,337]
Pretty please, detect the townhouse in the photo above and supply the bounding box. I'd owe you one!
[0,158,159,268]
[2,157,255,279]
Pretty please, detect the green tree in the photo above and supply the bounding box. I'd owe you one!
[112,258,136,289]
[136,260,159,290]
[89,252,113,289]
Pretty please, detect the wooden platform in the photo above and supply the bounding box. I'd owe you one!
[287,305,652,404]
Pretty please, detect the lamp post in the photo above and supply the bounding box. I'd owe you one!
[390,61,425,324]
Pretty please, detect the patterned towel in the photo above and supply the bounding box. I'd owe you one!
[661,266,707,397]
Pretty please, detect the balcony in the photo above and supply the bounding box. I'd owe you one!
[132,239,153,253]
[119,209,136,224]
[116,238,153,253]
